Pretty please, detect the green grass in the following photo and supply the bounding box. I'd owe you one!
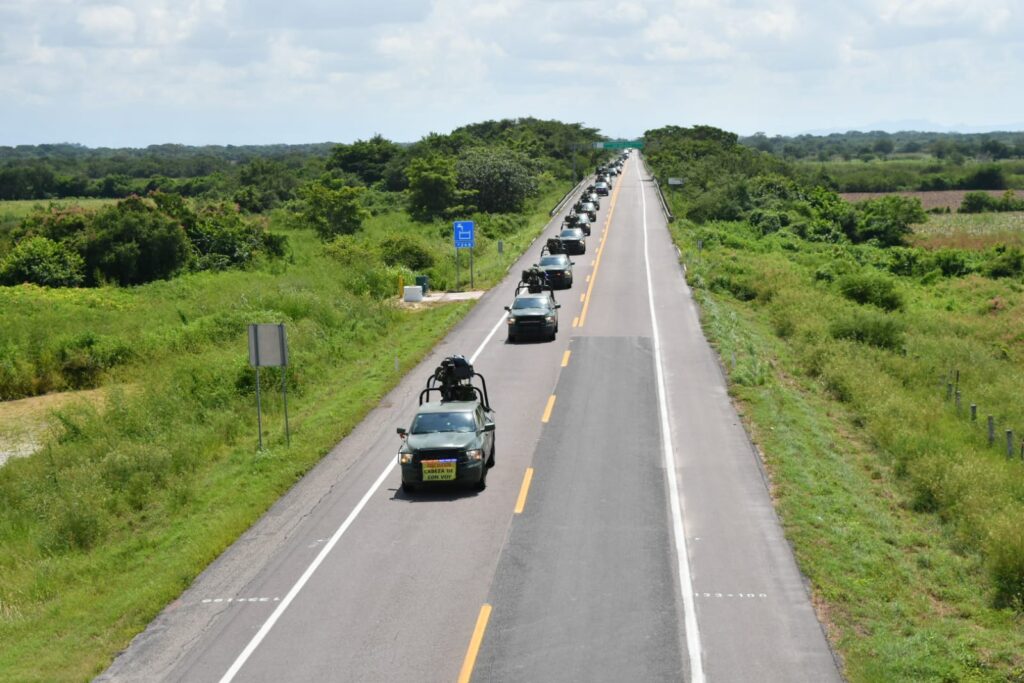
[0,186,568,681]
[670,217,1024,681]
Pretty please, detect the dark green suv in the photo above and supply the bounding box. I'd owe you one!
[506,292,560,342]
[397,356,495,492]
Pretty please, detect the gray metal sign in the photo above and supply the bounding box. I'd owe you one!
[247,323,290,450]
[668,177,684,186]
[249,324,288,367]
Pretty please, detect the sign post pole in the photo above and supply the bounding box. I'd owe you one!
[453,220,476,292]
[248,323,290,451]
[279,324,290,447]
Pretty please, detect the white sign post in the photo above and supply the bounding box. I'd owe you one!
[248,323,290,450]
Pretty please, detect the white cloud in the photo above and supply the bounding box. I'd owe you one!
[76,5,137,45]
[0,0,1022,145]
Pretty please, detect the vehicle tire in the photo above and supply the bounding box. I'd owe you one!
[507,333,516,344]
[401,480,416,494]
[550,329,557,341]
[475,466,487,490]
[487,439,495,467]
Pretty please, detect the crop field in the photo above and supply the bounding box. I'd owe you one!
[841,190,1024,211]
[911,211,1024,250]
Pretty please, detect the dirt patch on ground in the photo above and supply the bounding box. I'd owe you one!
[840,190,1024,211]
[0,388,108,467]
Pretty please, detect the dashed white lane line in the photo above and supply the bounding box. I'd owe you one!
[202,597,281,604]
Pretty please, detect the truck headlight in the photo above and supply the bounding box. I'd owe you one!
[545,316,555,323]
[466,449,483,461]
[399,452,413,464]
[507,317,515,325]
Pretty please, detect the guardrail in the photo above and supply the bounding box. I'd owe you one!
[549,176,591,217]
[639,153,675,223]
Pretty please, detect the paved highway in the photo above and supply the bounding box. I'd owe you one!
[101,155,842,682]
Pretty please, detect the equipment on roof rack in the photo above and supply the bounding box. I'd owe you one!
[515,264,555,297]
[418,355,491,410]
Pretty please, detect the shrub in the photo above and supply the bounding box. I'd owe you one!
[377,234,435,270]
[853,195,926,246]
[298,182,369,240]
[927,249,974,277]
[456,146,538,213]
[960,191,998,214]
[982,246,1024,279]
[0,236,84,287]
[960,165,1007,190]
[837,272,904,311]
[83,196,191,285]
[829,309,904,350]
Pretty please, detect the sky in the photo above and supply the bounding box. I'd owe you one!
[1,0,1023,148]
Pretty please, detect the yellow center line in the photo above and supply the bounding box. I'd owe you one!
[580,293,585,302]
[577,175,624,328]
[541,394,556,423]
[561,350,571,367]
[514,467,534,514]
[457,604,493,683]
[586,274,591,283]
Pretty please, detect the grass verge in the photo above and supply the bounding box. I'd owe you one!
[670,219,1024,681]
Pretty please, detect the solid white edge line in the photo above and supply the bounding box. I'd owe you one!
[640,161,705,682]
[220,312,508,682]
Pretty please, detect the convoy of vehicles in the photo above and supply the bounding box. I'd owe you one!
[398,159,626,493]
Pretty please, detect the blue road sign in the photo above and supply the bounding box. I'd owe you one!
[453,220,475,248]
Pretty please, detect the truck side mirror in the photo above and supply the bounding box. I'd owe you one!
[397,427,407,439]
[504,306,511,312]
[483,423,495,432]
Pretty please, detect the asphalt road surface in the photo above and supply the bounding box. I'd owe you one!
[100,154,842,682]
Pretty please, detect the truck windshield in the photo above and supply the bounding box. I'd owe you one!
[411,411,477,434]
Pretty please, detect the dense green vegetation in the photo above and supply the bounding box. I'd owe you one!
[742,130,1024,162]
[646,126,1024,680]
[0,118,599,680]
[732,131,1024,194]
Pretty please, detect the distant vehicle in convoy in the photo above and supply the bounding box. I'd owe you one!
[574,200,597,221]
[594,181,610,196]
[584,190,601,206]
[564,213,590,235]
[506,290,560,343]
[397,356,495,492]
[536,253,574,289]
[558,227,586,254]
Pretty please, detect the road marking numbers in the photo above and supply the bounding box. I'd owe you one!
[541,395,556,423]
[514,468,534,514]
[202,597,280,604]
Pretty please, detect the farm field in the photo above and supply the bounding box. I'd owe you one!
[841,189,1024,210]
[911,211,1024,250]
